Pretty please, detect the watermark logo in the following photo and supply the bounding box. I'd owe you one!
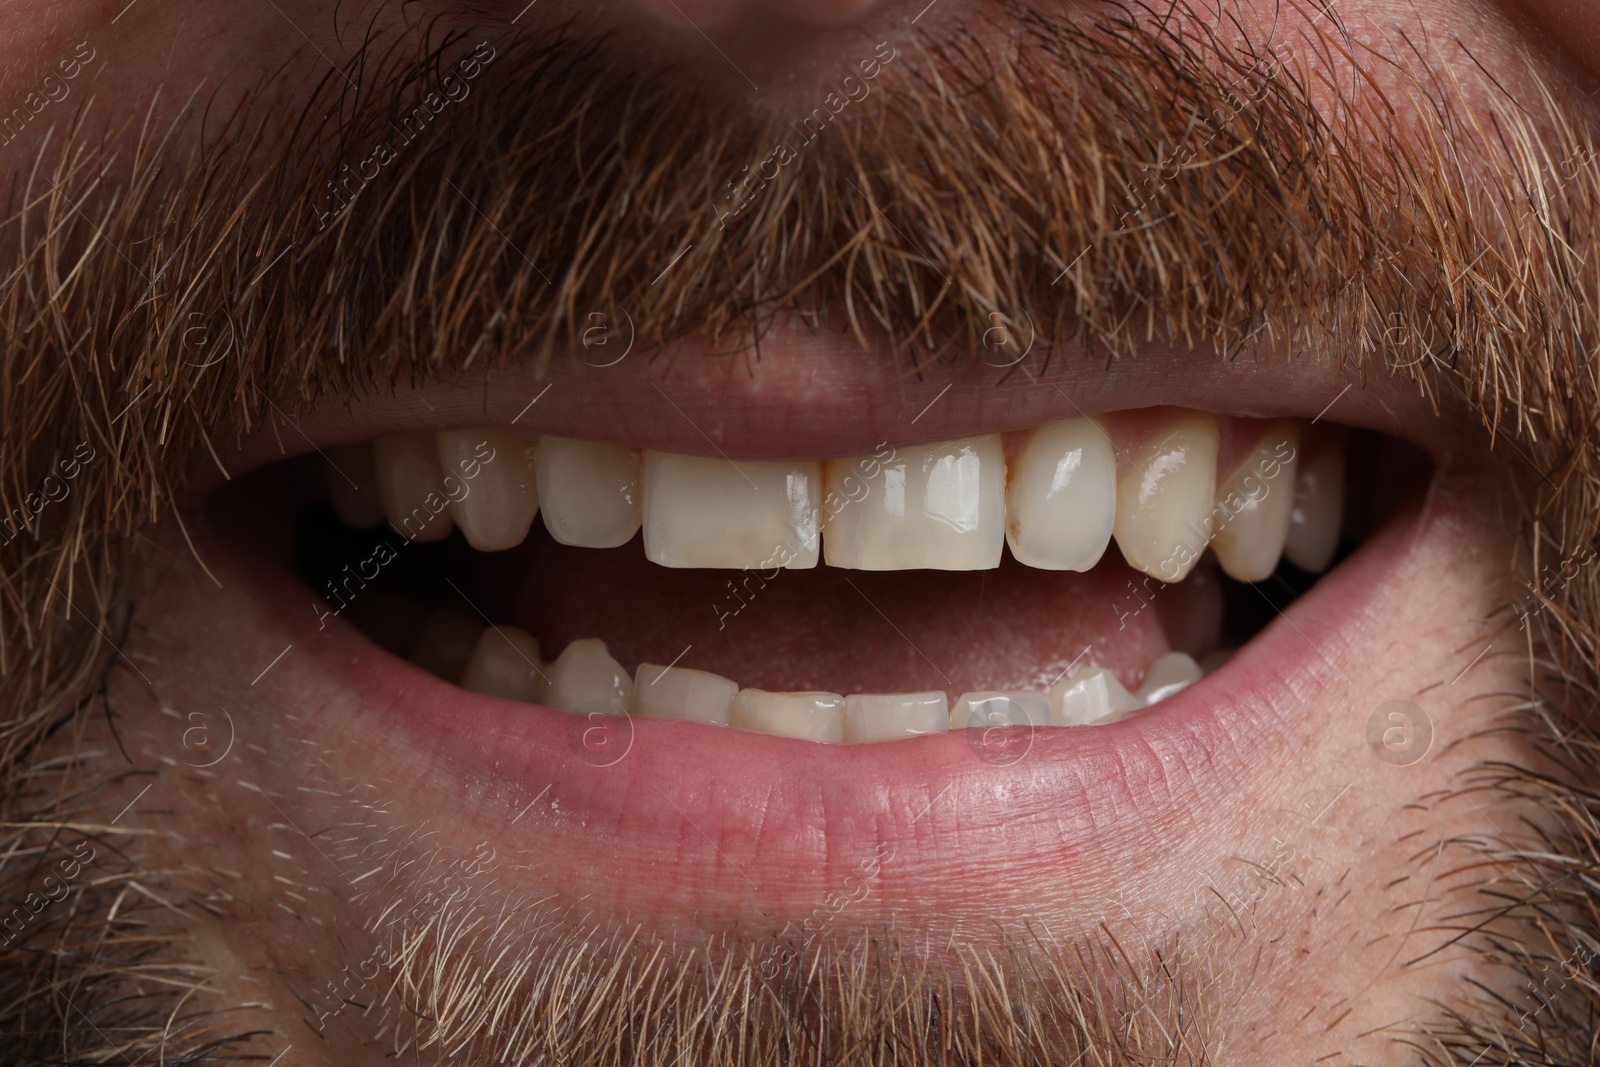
[0,41,97,148]
[580,309,635,367]
[979,310,1036,369]
[0,439,97,545]
[1367,700,1432,766]
[712,444,896,631]
[313,440,500,629]
[181,707,236,768]
[181,309,238,370]
[566,698,634,767]
[964,698,1038,767]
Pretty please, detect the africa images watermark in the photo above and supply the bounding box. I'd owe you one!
[1367,700,1432,766]
[756,842,896,979]
[313,41,499,230]
[1,839,97,947]
[712,41,899,229]
[0,441,98,545]
[1502,933,1598,1042]
[0,40,98,147]
[303,839,501,1031]
[1110,434,1297,629]
[1513,538,1598,631]
[313,437,501,630]
[1160,435,1297,581]
[712,442,899,630]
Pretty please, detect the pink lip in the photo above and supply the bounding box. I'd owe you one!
[189,325,1476,500]
[190,455,1437,924]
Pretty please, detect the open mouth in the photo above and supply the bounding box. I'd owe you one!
[192,355,1436,925]
[9,0,1598,1053]
[271,408,1371,737]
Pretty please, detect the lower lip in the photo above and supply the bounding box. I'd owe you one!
[198,485,1425,916]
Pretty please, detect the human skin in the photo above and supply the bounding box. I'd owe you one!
[1,1,1599,1065]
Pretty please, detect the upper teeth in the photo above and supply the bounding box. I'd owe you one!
[536,436,644,549]
[344,411,1343,581]
[643,452,823,569]
[1283,434,1345,574]
[1111,414,1220,582]
[1004,417,1116,571]
[371,434,457,544]
[823,436,1006,570]
[438,430,540,552]
[315,411,1338,744]
[1208,422,1301,582]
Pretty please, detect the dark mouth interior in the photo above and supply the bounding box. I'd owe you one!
[213,426,1425,699]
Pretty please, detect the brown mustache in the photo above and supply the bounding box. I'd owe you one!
[6,0,1587,685]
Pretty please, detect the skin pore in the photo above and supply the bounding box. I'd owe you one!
[1,0,1599,1064]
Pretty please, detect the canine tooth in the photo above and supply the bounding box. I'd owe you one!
[1049,668,1141,726]
[1113,415,1219,581]
[1211,425,1301,582]
[374,434,456,542]
[633,663,738,725]
[544,639,633,713]
[459,626,545,702]
[407,609,483,681]
[537,437,643,548]
[327,444,385,528]
[950,691,1050,729]
[643,453,821,569]
[1136,651,1203,705]
[1006,418,1116,570]
[824,436,1005,570]
[436,430,539,552]
[1283,440,1345,574]
[731,689,844,741]
[842,692,950,742]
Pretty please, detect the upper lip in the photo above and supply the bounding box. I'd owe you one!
[190,326,1483,500]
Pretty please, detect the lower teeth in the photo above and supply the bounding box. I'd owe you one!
[439,619,1214,743]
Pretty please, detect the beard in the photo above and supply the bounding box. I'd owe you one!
[0,1,1598,1063]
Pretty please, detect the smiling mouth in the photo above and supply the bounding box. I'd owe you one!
[141,0,1486,919]
[201,374,1426,781]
